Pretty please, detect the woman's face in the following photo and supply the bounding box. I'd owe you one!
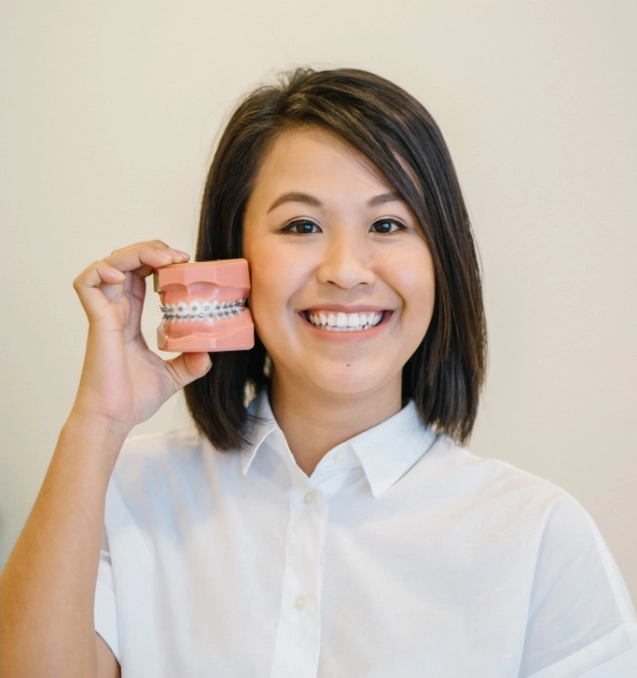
[243,127,435,404]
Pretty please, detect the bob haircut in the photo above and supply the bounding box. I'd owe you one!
[184,67,487,450]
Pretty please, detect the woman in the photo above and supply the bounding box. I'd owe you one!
[2,69,635,677]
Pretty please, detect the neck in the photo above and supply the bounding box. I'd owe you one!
[269,371,402,477]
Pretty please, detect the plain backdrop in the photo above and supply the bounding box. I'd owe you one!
[1,0,636,604]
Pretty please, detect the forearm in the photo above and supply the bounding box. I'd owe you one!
[0,414,128,678]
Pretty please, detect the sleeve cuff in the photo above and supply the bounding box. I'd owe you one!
[526,622,637,678]
[94,579,121,663]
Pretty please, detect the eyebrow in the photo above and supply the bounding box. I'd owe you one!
[266,190,404,214]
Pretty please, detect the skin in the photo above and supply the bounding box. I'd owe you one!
[243,127,436,475]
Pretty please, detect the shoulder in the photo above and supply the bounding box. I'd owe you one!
[422,435,625,560]
[104,426,235,528]
[421,433,569,511]
[112,426,208,486]
[430,437,637,672]
[119,425,207,457]
[440,437,636,603]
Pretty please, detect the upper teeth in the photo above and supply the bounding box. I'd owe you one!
[307,311,384,331]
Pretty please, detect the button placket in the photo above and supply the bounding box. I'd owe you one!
[270,485,326,678]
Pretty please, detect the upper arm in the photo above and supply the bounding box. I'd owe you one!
[519,496,636,676]
[96,633,120,678]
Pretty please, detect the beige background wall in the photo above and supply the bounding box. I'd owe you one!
[1,0,636,604]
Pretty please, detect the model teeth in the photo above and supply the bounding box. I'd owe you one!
[306,311,384,331]
[160,298,247,322]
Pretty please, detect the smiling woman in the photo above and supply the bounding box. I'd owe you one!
[240,127,437,474]
[186,68,487,457]
[1,68,635,678]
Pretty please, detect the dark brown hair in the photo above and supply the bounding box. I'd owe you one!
[184,67,487,449]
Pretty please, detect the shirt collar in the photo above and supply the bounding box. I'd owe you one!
[240,390,437,497]
[347,401,437,496]
[240,391,279,475]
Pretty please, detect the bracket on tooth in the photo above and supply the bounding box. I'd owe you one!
[160,299,247,321]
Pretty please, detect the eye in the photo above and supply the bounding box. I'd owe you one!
[281,219,321,235]
[370,219,405,234]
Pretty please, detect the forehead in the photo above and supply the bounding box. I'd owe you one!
[251,127,393,198]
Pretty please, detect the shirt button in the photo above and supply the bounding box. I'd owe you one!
[334,450,346,464]
[303,491,315,505]
[294,596,307,611]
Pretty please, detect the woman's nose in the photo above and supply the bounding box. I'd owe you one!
[315,233,376,289]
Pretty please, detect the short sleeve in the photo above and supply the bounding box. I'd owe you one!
[519,495,637,677]
[94,527,121,663]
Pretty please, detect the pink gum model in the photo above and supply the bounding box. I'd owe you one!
[154,259,254,352]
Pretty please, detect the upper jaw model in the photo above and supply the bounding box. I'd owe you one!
[154,259,254,352]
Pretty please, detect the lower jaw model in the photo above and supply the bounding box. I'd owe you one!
[154,259,254,352]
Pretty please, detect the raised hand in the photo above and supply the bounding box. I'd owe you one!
[70,240,212,435]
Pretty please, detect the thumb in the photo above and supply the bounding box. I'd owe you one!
[164,352,212,392]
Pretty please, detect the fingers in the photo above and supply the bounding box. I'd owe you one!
[104,241,190,277]
[73,241,190,322]
[73,260,127,320]
[164,352,213,392]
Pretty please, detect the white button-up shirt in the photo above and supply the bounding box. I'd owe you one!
[94,391,637,676]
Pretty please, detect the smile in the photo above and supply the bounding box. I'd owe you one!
[303,310,387,332]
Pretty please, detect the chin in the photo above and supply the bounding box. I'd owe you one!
[268,347,404,399]
[306,366,394,398]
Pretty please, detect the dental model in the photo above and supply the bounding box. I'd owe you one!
[154,259,254,352]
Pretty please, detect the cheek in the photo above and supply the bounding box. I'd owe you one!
[248,271,279,331]
[247,249,304,324]
[246,241,277,298]
[385,248,436,307]
[247,268,280,352]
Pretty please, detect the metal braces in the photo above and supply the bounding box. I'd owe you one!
[160,299,247,322]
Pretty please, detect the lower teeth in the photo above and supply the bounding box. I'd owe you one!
[304,311,385,331]
[310,321,379,331]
